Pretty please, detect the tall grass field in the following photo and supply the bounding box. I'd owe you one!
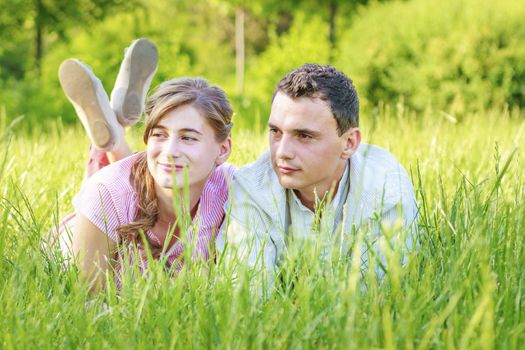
[0,105,524,349]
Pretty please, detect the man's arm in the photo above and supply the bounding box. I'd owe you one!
[217,207,278,271]
[361,185,419,276]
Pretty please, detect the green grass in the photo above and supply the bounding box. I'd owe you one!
[0,105,524,349]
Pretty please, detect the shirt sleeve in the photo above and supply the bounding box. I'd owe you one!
[216,187,282,283]
[359,178,419,277]
[192,164,234,261]
[72,181,122,243]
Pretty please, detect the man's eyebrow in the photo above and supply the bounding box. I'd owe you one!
[293,128,321,136]
[268,123,320,136]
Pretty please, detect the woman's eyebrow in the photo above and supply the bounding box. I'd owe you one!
[179,128,203,135]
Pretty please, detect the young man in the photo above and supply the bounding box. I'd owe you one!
[217,64,418,275]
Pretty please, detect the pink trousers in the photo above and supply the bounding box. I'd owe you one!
[85,146,110,178]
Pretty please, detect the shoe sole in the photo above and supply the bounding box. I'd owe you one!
[121,39,158,124]
[59,60,114,150]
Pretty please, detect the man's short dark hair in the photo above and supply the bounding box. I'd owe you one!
[273,64,359,134]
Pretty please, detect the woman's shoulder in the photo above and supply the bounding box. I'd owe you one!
[197,163,234,226]
[73,153,144,213]
[86,152,144,191]
[199,163,236,199]
[72,153,144,235]
[219,162,237,176]
[209,162,236,184]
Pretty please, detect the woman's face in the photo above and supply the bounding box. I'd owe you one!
[146,104,230,196]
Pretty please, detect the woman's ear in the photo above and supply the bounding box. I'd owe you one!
[341,127,361,160]
[216,137,232,165]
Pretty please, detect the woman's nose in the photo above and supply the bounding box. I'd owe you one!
[166,136,182,157]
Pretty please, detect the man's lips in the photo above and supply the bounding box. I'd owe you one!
[277,165,299,175]
[158,162,185,173]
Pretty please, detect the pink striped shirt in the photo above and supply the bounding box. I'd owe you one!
[72,152,235,286]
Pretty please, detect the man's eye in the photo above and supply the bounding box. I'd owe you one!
[269,128,279,134]
[298,133,312,139]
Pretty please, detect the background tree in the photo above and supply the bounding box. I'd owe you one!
[0,0,522,127]
[0,0,134,79]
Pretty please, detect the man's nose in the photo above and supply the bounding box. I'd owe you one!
[275,134,294,160]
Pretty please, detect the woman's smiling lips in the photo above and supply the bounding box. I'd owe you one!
[158,162,185,173]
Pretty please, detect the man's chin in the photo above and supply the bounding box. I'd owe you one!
[277,176,301,190]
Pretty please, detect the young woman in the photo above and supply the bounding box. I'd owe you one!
[57,39,234,291]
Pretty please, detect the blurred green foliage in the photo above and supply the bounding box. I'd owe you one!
[338,0,525,116]
[0,0,523,129]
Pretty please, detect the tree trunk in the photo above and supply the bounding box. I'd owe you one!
[328,0,337,63]
[235,7,245,97]
[34,0,43,77]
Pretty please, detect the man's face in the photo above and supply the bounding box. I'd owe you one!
[268,92,359,201]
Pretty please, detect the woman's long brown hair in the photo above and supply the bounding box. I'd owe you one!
[116,78,233,258]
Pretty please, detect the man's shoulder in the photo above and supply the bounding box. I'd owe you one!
[228,151,285,218]
[234,151,275,188]
[353,143,411,183]
[356,143,404,171]
[351,143,415,209]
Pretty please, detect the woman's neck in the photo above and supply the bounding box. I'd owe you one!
[155,184,203,225]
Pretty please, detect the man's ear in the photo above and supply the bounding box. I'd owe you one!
[341,127,361,160]
[216,137,232,166]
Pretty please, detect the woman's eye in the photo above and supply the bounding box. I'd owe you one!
[181,136,197,141]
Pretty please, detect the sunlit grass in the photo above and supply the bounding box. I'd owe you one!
[0,105,524,349]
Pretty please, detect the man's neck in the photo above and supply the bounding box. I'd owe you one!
[294,161,348,212]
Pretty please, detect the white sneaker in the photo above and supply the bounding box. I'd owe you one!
[59,59,120,151]
[110,38,158,126]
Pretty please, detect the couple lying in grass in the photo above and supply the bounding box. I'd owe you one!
[55,38,418,292]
